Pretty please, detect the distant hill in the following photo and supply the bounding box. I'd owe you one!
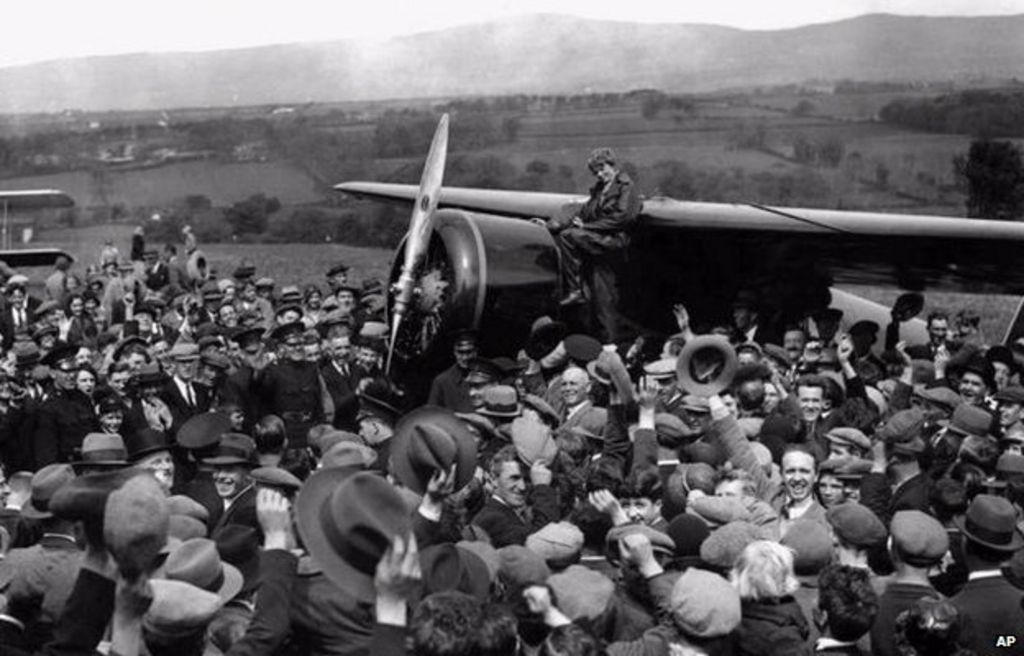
[1,13,1021,112]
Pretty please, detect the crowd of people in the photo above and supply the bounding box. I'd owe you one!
[0,220,1022,656]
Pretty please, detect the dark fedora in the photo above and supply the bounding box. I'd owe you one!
[892,292,925,321]
[49,467,146,523]
[296,468,412,603]
[229,325,264,346]
[212,525,262,595]
[177,412,232,450]
[954,493,1024,552]
[72,433,130,471]
[391,406,478,495]
[419,543,491,601]
[357,379,404,424]
[524,317,567,361]
[202,434,257,467]
[676,335,738,397]
[270,320,304,343]
[22,463,77,520]
[125,428,172,462]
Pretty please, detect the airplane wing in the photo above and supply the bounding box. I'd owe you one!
[337,181,1024,295]
[0,190,75,210]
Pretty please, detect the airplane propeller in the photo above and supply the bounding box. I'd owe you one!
[386,113,449,373]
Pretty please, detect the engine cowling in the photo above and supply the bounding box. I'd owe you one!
[388,209,560,372]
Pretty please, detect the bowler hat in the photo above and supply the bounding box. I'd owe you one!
[391,406,477,495]
[296,468,412,602]
[72,433,130,471]
[22,463,76,520]
[202,433,257,467]
[524,317,567,361]
[954,494,1024,552]
[676,335,738,396]
[164,538,244,603]
[124,428,171,462]
[177,412,232,450]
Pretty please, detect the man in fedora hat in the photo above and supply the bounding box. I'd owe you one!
[160,342,211,436]
[0,464,81,649]
[950,494,1024,655]
[427,330,479,414]
[203,433,259,535]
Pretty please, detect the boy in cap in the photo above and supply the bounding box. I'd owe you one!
[871,510,948,656]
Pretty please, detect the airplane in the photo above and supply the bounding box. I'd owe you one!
[337,116,1024,379]
[0,189,76,268]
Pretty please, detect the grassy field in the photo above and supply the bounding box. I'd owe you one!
[26,223,1020,343]
[2,160,321,208]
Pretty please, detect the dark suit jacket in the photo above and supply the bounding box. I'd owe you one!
[471,486,560,548]
[426,364,473,413]
[861,471,932,525]
[321,360,360,431]
[0,297,40,350]
[160,377,212,436]
[226,550,297,656]
[952,575,1024,656]
[214,485,259,536]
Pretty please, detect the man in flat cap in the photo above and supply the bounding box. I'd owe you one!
[535,148,640,342]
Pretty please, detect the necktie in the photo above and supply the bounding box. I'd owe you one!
[186,383,195,407]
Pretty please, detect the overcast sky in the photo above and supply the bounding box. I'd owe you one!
[2,0,1020,68]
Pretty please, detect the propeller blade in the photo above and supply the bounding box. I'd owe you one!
[387,113,449,373]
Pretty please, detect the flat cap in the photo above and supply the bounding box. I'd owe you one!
[878,408,926,455]
[827,503,887,548]
[824,427,871,453]
[563,334,602,364]
[994,385,1024,405]
[251,467,303,492]
[890,510,949,567]
[526,521,584,566]
[914,386,962,412]
[780,519,833,577]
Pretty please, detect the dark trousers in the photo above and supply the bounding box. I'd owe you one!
[556,228,627,342]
